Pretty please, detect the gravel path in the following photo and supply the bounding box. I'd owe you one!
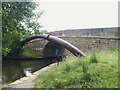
[4,63,56,89]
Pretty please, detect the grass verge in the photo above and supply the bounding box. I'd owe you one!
[33,49,118,88]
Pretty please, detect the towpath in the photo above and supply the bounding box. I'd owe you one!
[4,63,56,89]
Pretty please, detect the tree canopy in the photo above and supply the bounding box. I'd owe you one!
[2,2,46,56]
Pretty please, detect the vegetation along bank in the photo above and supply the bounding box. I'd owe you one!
[34,48,118,88]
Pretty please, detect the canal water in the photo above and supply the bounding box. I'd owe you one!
[2,59,52,84]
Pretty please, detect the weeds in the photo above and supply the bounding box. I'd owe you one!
[82,59,89,73]
[34,49,118,88]
[89,52,98,63]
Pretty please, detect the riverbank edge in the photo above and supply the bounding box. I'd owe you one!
[2,63,56,89]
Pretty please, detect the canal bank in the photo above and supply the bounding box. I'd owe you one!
[3,63,56,89]
[2,58,53,84]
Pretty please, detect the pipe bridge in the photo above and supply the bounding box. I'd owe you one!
[17,34,86,57]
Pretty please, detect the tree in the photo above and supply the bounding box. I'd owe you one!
[2,1,44,56]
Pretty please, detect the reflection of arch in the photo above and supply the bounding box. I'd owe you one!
[17,34,86,57]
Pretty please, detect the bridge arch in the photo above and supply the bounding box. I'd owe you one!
[17,34,86,57]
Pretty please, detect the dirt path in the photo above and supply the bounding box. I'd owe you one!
[4,63,56,89]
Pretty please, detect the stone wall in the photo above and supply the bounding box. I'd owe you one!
[50,27,118,38]
[25,36,119,54]
[59,37,119,52]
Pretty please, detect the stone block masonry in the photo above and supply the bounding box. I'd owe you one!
[60,36,119,52]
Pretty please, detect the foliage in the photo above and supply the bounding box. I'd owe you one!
[19,45,40,57]
[19,49,39,58]
[2,1,45,56]
[34,49,118,88]
[89,51,98,63]
[82,59,89,73]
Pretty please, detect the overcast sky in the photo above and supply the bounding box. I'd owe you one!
[34,0,118,32]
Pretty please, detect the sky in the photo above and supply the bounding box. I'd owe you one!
[33,0,118,32]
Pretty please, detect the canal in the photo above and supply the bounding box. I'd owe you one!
[2,58,52,84]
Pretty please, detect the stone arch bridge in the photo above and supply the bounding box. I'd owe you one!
[17,34,86,58]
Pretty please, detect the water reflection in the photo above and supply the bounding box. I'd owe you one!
[23,68,32,76]
[2,59,52,84]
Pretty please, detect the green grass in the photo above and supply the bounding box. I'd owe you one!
[19,47,40,57]
[33,49,118,88]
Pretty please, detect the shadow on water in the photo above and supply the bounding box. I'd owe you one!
[2,59,52,84]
